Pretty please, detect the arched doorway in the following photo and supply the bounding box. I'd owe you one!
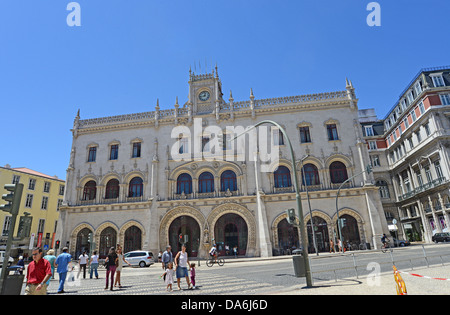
[99,227,117,259]
[124,226,142,253]
[337,214,360,244]
[75,228,92,257]
[168,216,200,257]
[214,213,248,256]
[277,218,300,254]
[307,217,330,253]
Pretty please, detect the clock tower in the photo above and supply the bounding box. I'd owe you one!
[187,65,224,119]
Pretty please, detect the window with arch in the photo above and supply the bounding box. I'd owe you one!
[105,179,120,199]
[301,164,320,186]
[198,172,214,193]
[221,170,237,192]
[128,177,143,197]
[274,166,292,188]
[329,161,348,184]
[177,173,192,194]
[82,181,97,201]
[376,180,390,199]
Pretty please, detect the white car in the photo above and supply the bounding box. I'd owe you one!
[123,251,155,268]
[0,251,14,267]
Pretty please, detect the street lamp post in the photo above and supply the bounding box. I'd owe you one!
[300,155,318,256]
[231,120,313,287]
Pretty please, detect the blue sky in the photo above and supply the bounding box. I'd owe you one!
[0,0,449,180]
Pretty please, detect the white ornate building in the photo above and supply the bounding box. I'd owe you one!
[56,67,389,258]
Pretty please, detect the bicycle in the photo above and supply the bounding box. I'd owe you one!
[381,240,391,253]
[206,255,225,267]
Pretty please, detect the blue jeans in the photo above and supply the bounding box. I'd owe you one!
[90,263,99,278]
[58,272,67,292]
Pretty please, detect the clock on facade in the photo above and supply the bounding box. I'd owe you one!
[199,91,210,101]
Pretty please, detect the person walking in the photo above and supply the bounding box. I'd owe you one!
[89,251,99,279]
[105,247,118,291]
[17,255,25,275]
[55,247,72,294]
[114,246,131,288]
[24,247,52,295]
[174,244,192,290]
[161,262,175,292]
[190,263,196,289]
[161,245,173,270]
[329,239,335,253]
[43,249,56,285]
[78,251,88,279]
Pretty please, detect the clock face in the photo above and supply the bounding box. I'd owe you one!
[199,91,210,101]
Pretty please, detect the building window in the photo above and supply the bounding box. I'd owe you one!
[2,216,11,236]
[440,94,450,105]
[201,137,210,152]
[177,174,192,194]
[327,124,339,141]
[411,110,417,122]
[43,182,51,193]
[25,194,33,208]
[419,102,425,114]
[128,177,143,198]
[59,185,65,196]
[57,199,63,211]
[222,133,232,151]
[28,178,36,190]
[368,141,377,150]
[273,129,284,146]
[82,181,97,201]
[329,161,348,184]
[431,74,445,87]
[221,170,237,192]
[376,180,390,199]
[424,123,431,136]
[198,172,214,193]
[105,179,120,199]
[12,175,20,184]
[299,127,311,143]
[364,126,374,137]
[110,145,119,160]
[41,196,48,210]
[274,166,292,188]
[88,147,97,162]
[132,142,141,158]
[425,166,433,183]
[301,164,320,186]
[434,161,444,179]
[38,219,45,233]
[408,137,414,150]
[415,130,421,143]
[414,81,423,95]
[179,137,189,154]
[371,155,380,167]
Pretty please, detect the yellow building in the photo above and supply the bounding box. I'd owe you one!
[0,165,65,258]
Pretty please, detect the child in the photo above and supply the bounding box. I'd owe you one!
[161,262,175,292]
[190,263,196,289]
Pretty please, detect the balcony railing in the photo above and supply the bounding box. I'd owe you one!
[398,177,448,202]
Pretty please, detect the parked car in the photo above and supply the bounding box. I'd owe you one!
[392,238,410,247]
[432,232,450,243]
[0,251,14,267]
[123,251,154,267]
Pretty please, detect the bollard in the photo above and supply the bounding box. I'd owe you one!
[393,265,407,295]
